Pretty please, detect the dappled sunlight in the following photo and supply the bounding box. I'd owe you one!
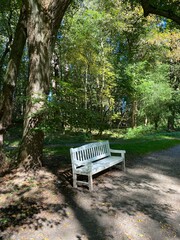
[0,168,69,239]
[130,145,180,180]
[0,145,180,239]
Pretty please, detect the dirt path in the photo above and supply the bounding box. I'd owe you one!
[0,145,180,240]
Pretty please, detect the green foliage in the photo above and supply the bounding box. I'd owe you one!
[1,0,180,140]
[125,125,155,139]
[45,0,179,133]
[53,1,118,133]
[0,0,21,99]
[137,63,172,124]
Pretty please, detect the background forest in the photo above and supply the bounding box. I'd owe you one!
[0,0,180,168]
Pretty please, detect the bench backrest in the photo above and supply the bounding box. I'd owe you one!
[70,141,111,167]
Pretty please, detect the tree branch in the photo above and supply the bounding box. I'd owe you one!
[141,0,180,25]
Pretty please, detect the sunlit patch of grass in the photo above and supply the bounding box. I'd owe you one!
[100,129,125,140]
[111,137,180,156]
[4,123,180,160]
[43,132,180,160]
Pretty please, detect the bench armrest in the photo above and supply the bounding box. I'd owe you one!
[73,161,93,172]
[110,149,126,154]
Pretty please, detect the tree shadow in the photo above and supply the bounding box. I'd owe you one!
[0,200,69,238]
[1,145,179,239]
[88,170,180,239]
[47,144,180,239]
[58,186,109,240]
[53,167,117,240]
[0,170,69,240]
[126,145,180,180]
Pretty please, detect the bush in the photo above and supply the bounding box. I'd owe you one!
[125,125,154,139]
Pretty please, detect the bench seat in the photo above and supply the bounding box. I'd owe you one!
[75,156,123,175]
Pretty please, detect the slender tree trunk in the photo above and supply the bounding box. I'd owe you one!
[18,0,71,167]
[131,100,137,128]
[154,120,158,130]
[0,35,13,81]
[0,6,27,152]
[154,115,160,130]
[167,111,175,131]
[84,67,88,110]
[0,7,13,90]
[144,116,148,126]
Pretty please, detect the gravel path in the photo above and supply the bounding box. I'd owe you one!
[2,145,180,240]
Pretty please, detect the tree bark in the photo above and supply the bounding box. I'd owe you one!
[131,100,137,128]
[0,35,13,81]
[18,0,71,167]
[0,5,27,150]
[167,110,175,131]
[0,6,14,86]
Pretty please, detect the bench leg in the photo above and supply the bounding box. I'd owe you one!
[73,172,77,188]
[88,174,93,191]
[122,160,126,172]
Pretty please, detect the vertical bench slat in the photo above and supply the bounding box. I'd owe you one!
[84,149,87,160]
[93,147,96,158]
[95,146,99,156]
[98,146,101,155]
[102,145,105,154]
[82,150,86,161]
[93,146,96,156]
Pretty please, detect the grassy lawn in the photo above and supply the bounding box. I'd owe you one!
[43,130,180,160]
[4,125,180,161]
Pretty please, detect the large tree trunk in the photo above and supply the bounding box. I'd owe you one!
[18,0,71,167]
[0,6,27,153]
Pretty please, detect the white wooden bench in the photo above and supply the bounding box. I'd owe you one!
[70,141,126,191]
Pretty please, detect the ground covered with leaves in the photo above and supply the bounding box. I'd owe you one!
[0,145,180,240]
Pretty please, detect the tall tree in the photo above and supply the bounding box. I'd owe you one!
[55,3,116,133]
[18,0,72,168]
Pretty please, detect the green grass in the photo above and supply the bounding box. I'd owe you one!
[43,131,180,160]
[111,137,180,156]
[4,124,180,160]
[43,145,70,157]
[109,130,180,157]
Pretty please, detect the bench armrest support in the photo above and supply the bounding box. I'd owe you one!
[110,148,126,171]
